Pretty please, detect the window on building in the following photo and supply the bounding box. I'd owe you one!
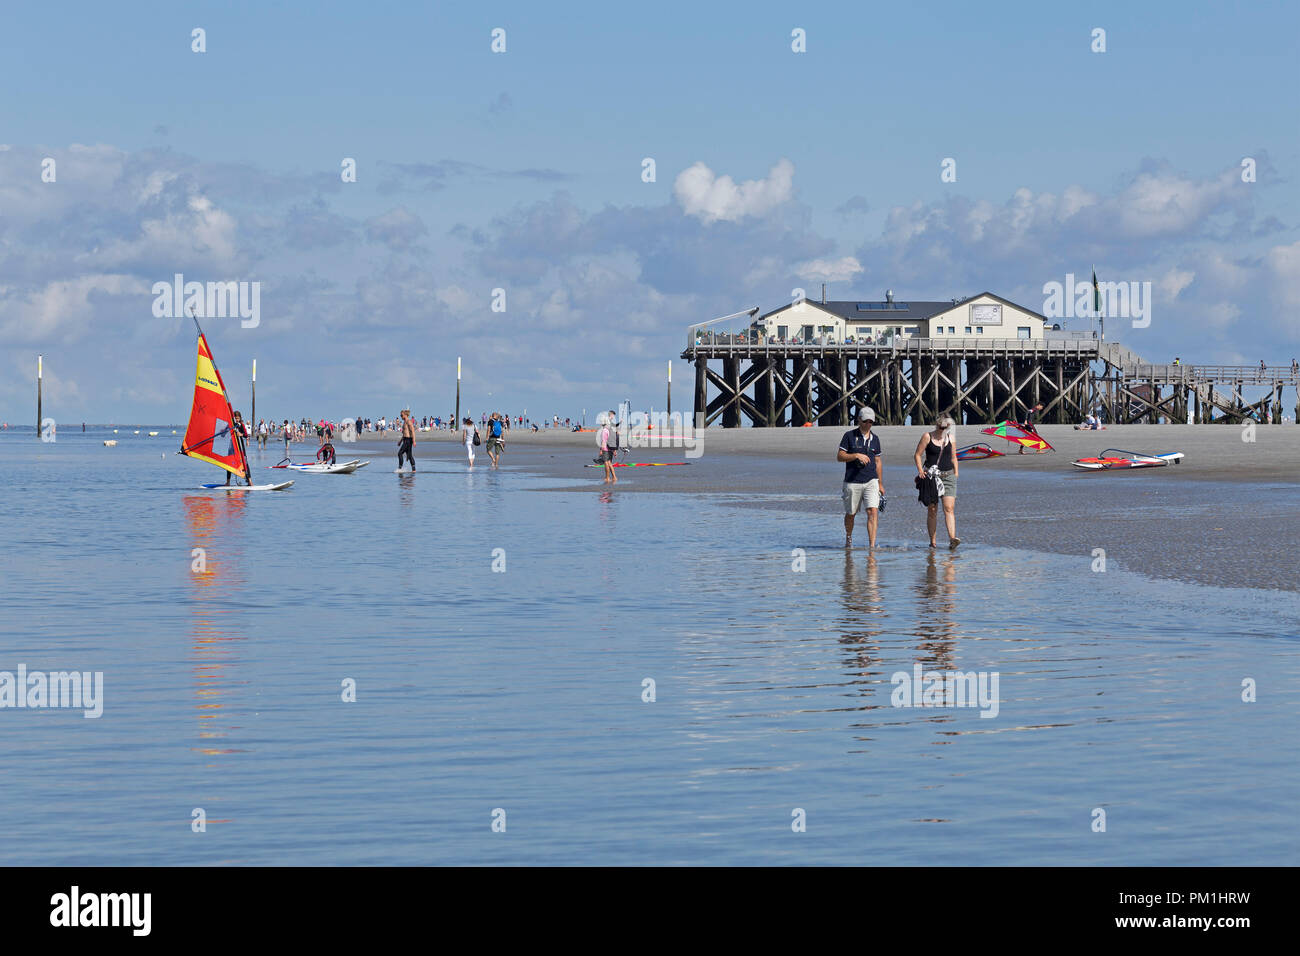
[976,327,984,334]
[964,326,972,335]
[905,327,919,335]
[948,326,956,334]
[894,327,903,335]
[777,325,788,339]
[1017,327,1031,339]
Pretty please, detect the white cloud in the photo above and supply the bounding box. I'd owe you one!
[1158,267,1195,301]
[435,284,475,314]
[674,159,795,223]
[795,256,863,282]
[364,207,428,250]
[0,274,150,342]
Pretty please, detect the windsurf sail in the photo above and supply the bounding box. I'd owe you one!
[955,442,1004,461]
[981,420,1053,451]
[180,324,251,483]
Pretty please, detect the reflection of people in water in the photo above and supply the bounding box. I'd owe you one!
[838,550,883,680]
[913,550,959,669]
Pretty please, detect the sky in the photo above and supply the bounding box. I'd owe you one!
[2,0,1298,423]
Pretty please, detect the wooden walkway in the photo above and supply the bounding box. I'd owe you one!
[683,335,1299,426]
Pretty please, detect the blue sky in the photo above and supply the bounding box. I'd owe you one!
[2,0,1298,422]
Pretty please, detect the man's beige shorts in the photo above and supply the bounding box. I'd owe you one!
[842,479,880,514]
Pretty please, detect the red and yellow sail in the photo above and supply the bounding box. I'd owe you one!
[980,420,1054,451]
[180,333,248,480]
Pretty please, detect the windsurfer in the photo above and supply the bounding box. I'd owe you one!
[1018,404,1044,454]
[225,411,249,485]
[837,407,884,548]
[317,438,337,465]
[915,416,960,550]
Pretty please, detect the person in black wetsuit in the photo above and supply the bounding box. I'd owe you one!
[397,408,416,471]
[1018,403,1044,454]
[225,411,250,485]
[316,439,336,465]
[914,415,960,550]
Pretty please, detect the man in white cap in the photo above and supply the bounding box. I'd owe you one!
[837,406,885,548]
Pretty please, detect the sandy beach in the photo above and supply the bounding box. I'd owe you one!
[334,424,1299,593]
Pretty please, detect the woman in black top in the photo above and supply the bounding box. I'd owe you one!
[914,416,960,550]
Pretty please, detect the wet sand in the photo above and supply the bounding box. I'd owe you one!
[336,425,1299,592]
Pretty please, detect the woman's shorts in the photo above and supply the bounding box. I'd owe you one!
[939,471,956,498]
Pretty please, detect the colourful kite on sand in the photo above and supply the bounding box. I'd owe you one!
[980,420,1054,452]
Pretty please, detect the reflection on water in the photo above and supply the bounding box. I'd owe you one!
[397,471,416,506]
[183,494,249,763]
[2,434,1298,865]
[914,550,959,667]
[838,551,883,681]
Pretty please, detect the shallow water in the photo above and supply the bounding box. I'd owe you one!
[1,430,1297,864]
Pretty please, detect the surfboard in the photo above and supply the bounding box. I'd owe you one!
[583,462,689,468]
[272,459,370,474]
[200,481,294,491]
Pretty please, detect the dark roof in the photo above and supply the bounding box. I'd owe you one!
[758,292,1049,324]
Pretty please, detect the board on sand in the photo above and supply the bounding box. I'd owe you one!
[271,459,370,474]
[200,481,295,491]
[1071,449,1184,470]
[583,462,689,468]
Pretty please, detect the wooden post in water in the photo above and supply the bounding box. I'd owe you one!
[37,354,42,437]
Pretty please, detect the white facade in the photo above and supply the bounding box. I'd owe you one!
[922,294,1047,340]
[752,293,1050,344]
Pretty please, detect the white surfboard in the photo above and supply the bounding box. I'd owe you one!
[282,459,370,474]
[200,481,295,491]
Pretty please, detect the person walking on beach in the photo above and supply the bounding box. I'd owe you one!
[462,416,477,467]
[837,407,883,548]
[606,409,623,462]
[597,415,617,484]
[915,416,960,550]
[397,407,416,472]
[486,413,505,468]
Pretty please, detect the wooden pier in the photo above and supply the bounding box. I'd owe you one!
[683,335,1300,427]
